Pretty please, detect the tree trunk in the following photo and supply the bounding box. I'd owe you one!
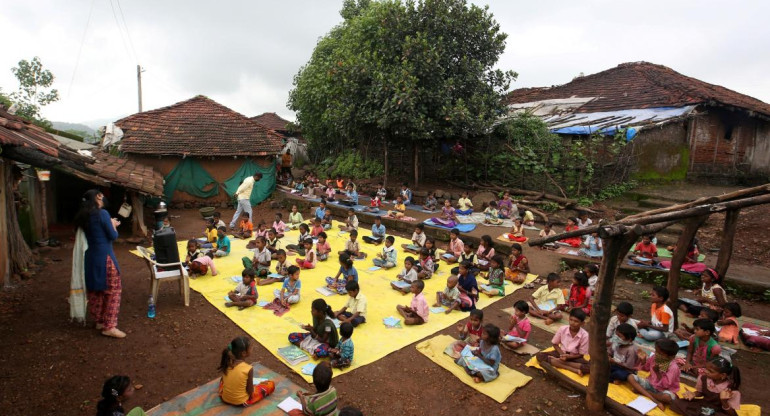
[715,209,739,278]
[4,162,32,278]
[383,138,389,188]
[413,142,419,188]
[667,215,708,329]
[0,162,10,287]
[39,180,49,241]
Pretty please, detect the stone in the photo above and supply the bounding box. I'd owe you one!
[471,191,497,209]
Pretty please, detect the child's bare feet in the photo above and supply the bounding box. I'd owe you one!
[577,369,583,376]
[473,376,483,383]
[225,302,234,307]
[544,318,554,325]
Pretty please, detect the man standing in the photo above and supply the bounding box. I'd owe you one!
[229,172,262,229]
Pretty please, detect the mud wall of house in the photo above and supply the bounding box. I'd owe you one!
[126,156,275,204]
[688,108,770,183]
[630,122,689,181]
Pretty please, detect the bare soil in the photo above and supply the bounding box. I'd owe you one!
[1,198,769,416]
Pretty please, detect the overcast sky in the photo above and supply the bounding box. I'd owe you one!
[1,0,768,128]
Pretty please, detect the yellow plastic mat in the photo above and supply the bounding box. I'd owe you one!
[416,334,532,403]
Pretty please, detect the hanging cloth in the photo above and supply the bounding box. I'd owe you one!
[70,228,88,325]
[223,159,276,205]
[163,158,220,201]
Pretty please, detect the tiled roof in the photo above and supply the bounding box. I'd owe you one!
[116,95,284,157]
[91,150,164,196]
[251,112,292,132]
[505,62,770,117]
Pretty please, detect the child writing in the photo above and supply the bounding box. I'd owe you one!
[338,208,359,232]
[503,300,531,350]
[362,216,386,245]
[242,236,271,277]
[288,205,304,230]
[276,266,301,306]
[481,255,506,297]
[288,299,339,359]
[226,269,258,310]
[402,223,427,253]
[627,338,681,411]
[96,376,145,416]
[315,232,331,261]
[671,357,742,416]
[483,201,503,225]
[456,191,474,215]
[335,280,367,326]
[296,238,317,269]
[326,255,358,295]
[536,308,590,376]
[630,234,658,265]
[434,274,461,314]
[682,318,722,376]
[443,228,464,264]
[528,273,565,324]
[218,337,275,406]
[637,285,674,341]
[373,235,397,269]
[505,243,530,284]
[215,226,231,257]
[608,323,640,383]
[396,280,429,325]
[422,191,438,211]
[391,256,418,293]
[329,322,355,369]
[457,324,502,383]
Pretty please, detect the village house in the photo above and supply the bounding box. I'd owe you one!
[116,95,284,205]
[505,62,770,183]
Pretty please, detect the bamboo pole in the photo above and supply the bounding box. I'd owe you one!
[667,215,708,329]
[715,209,740,279]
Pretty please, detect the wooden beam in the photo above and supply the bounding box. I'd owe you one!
[667,215,708,329]
[0,161,9,287]
[715,209,740,278]
[623,184,770,220]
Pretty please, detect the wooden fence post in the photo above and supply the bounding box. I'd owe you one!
[715,209,739,278]
[667,215,709,328]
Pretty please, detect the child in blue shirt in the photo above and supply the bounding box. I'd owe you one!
[330,322,355,369]
[215,226,231,257]
[362,216,386,245]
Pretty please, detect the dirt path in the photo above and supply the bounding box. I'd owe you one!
[0,205,768,416]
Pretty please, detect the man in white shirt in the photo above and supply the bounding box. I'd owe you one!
[229,172,262,229]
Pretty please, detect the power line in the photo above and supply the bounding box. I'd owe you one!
[108,0,134,63]
[115,0,139,62]
[67,0,97,98]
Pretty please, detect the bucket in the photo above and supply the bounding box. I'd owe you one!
[37,170,51,181]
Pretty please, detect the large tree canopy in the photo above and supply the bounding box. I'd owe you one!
[288,0,516,184]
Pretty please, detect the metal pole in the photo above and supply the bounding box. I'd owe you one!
[137,64,143,112]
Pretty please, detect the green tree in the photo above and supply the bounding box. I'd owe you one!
[9,57,59,123]
[289,0,516,186]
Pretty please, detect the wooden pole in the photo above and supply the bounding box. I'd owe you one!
[715,209,740,278]
[0,161,9,287]
[667,215,709,329]
[39,180,49,241]
[130,192,148,238]
[383,138,389,188]
[623,184,770,220]
[413,142,419,188]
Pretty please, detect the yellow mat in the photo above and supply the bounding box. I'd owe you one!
[416,334,532,403]
[677,311,770,354]
[138,221,534,383]
[502,307,567,334]
[525,349,760,416]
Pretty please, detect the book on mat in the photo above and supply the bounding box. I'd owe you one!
[626,396,657,414]
[368,266,381,271]
[537,300,557,312]
[316,286,336,296]
[267,273,284,279]
[230,275,242,283]
[277,345,310,365]
[301,363,317,375]
[391,280,411,289]
[503,335,527,343]
[430,306,447,314]
[277,397,303,413]
[676,340,690,348]
[383,316,402,328]
[442,253,453,259]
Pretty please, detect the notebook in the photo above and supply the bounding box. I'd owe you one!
[316,286,337,296]
[626,396,657,414]
[391,280,411,289]
[277,397,303,413]
[277,345,309,366]
[503,335,527,343]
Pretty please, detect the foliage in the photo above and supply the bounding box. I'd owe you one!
[288,0,516,180]
[318,151,384,179]
[558,260,570,273]
[8,57,59,123]
[764,289,770,302]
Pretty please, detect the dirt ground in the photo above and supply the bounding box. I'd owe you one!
[1,200,769,416]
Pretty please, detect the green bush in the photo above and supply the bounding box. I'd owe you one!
[318,151,384,179]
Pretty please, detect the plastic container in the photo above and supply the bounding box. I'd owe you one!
[147,296,156,319]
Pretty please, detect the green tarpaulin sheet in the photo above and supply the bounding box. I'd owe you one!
[222,160,276,205]
[163,158,220,201]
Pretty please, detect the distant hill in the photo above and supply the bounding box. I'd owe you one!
[51,121,99,143]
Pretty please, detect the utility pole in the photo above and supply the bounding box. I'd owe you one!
[136,64,144,112]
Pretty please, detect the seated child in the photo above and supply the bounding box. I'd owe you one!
[288,205,304,230]
[528,273,565,324]
[226,269,258,310]
[434,274,461,314]
[660,238,706,274]
[338,208,359,232]
[373,236,397,269]
[233,212,253,239]
[402,223,427,253]
[483,201,503,225]
[312,201,327,222]
[396,280,429,325]
[271,249,290,281]
[422,192,438,211]
[476,235,495,271]
[503,300,531,350]
[430,199,458,228]
[538,222,557,250]
[717,302,741,344]
[416,248,434,280]
[607,323,640,383]
[676,307,719,341]
[481,255,506,297]
[326,255,358,295]
[290,363,338,416]
[456,261,480,311]
[442,228,464,264]
[522,210,535,227]
[202,219,218,249]
[456,191,474,215]
[211,211,226,229]
[584,263,600,293]
[330,322,355,369]
[398,182,412,205]
[362,216,386,244]
[365,191,381,213]
[671,357,742,416]
[576,212,592,229]
[289,299,338,359]
[286,224,311,255]
[387,196,406,219]
[580,232,603,258]
[325,185,336,201]
[391,256,418,294]
[506,218,527,242]
[338,229,366,259]
[637,286,674,341]
[295,239,317,270]
[97,375,146,416]
[629,234,658,265]
[497,192,515,219]
[322,209,333,230]
[214,227,231,257]
[456,324,502,383]
[375,182,387,201]
[190,252,218,277]
[627,339,681,411]
[242,236,271,277]
[682,318,721,376]
[310,218,324,237]
[559,218,582,248]
[265,228,282,258]
[676,268,728,317]
[315,232,331,262]
[339,183,358,206]
[272,213,287,238]
[219,337,275,406]
[184,239,202,268]
[607,302,637,344]
[562,271,592,316]
[505,243,529,284]
[536,308,590,376]
[276,266,301,306]
[335,280,367,327]
[457,309,484,347]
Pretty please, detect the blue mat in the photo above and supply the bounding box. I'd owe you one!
[423,219,476,233]
[407,203,438,213]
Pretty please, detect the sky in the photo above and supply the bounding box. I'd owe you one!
[1,0,768,128]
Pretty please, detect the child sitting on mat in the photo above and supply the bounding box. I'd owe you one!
[476,235,495,271]
[457,324,502,383]
[580,231,603,258]
[190,252,218,277]
[483,201,503,225]
[233,212,253,239]
[503,300,531,350]
[339,229,366,259]
[435,274,461,314]
[288,205,304,230]
[289,299,339,359]
[316,232,331,262]
[266,228,282,259]
[322,208,333,230]
[312,200,327,222]
[310,218,324,237]
[559,218,582,248]
[215,227,231,257]
[373,236,397,269]
[422,191,438,211]
[497,191,515,219]
[628,338,681,411]
[362,216,386,245]
[607,302,637,344]
[219,337,275,406]
[286,224,310,255]
[456,261,480,311]
[387,195,406,219]
[272,213,287,239]
[272,250,290,281]
[584,263,600,293]
[365,191,381,213]
[243,236,271,277]
[416,248,434,280]
[536,308,590,376]
[296,239,317,270]
[717,302,741,344]
[335,280,367,327]
[637,285,674,341]
[443,228,464,264]
[325,185,335,201]
[562,271,592,316]
[481,255,506,297]
[629,234,658,265]
[396,280,429,325]
[671,357,742,416]
[506,218,527,242]
[682,319,721,376]
[675,308,718,341]
[402,224,427,254]
[226,269,258,310]
[430,199,458,228]
[330,322,355,369]
[203,219,218,249]
[457,309,484,346]
[398,182,413,205]
[391,256,418,294]
[607,323,639,383]
[277,266,301,306]
[450,242,477,275]
[528,273,565,324]
[338,208,359,232]
[254,220,268,238]
[505,243,530,284]
[456,191,473,215]
[184,239,202,268]
[375,182,387,201]
[327,255,358,295]
[522,210,535,227]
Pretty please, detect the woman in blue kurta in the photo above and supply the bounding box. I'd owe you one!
[74,190,125,338]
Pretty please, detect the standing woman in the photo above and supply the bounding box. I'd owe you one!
[74,189,126,338]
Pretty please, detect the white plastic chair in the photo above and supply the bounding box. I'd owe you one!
[136,246,190,307]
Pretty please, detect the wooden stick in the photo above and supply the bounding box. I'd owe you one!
[540,362,641,416]
[623,184,770,220]
[715,209,740,279]
[667,215,708,329]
